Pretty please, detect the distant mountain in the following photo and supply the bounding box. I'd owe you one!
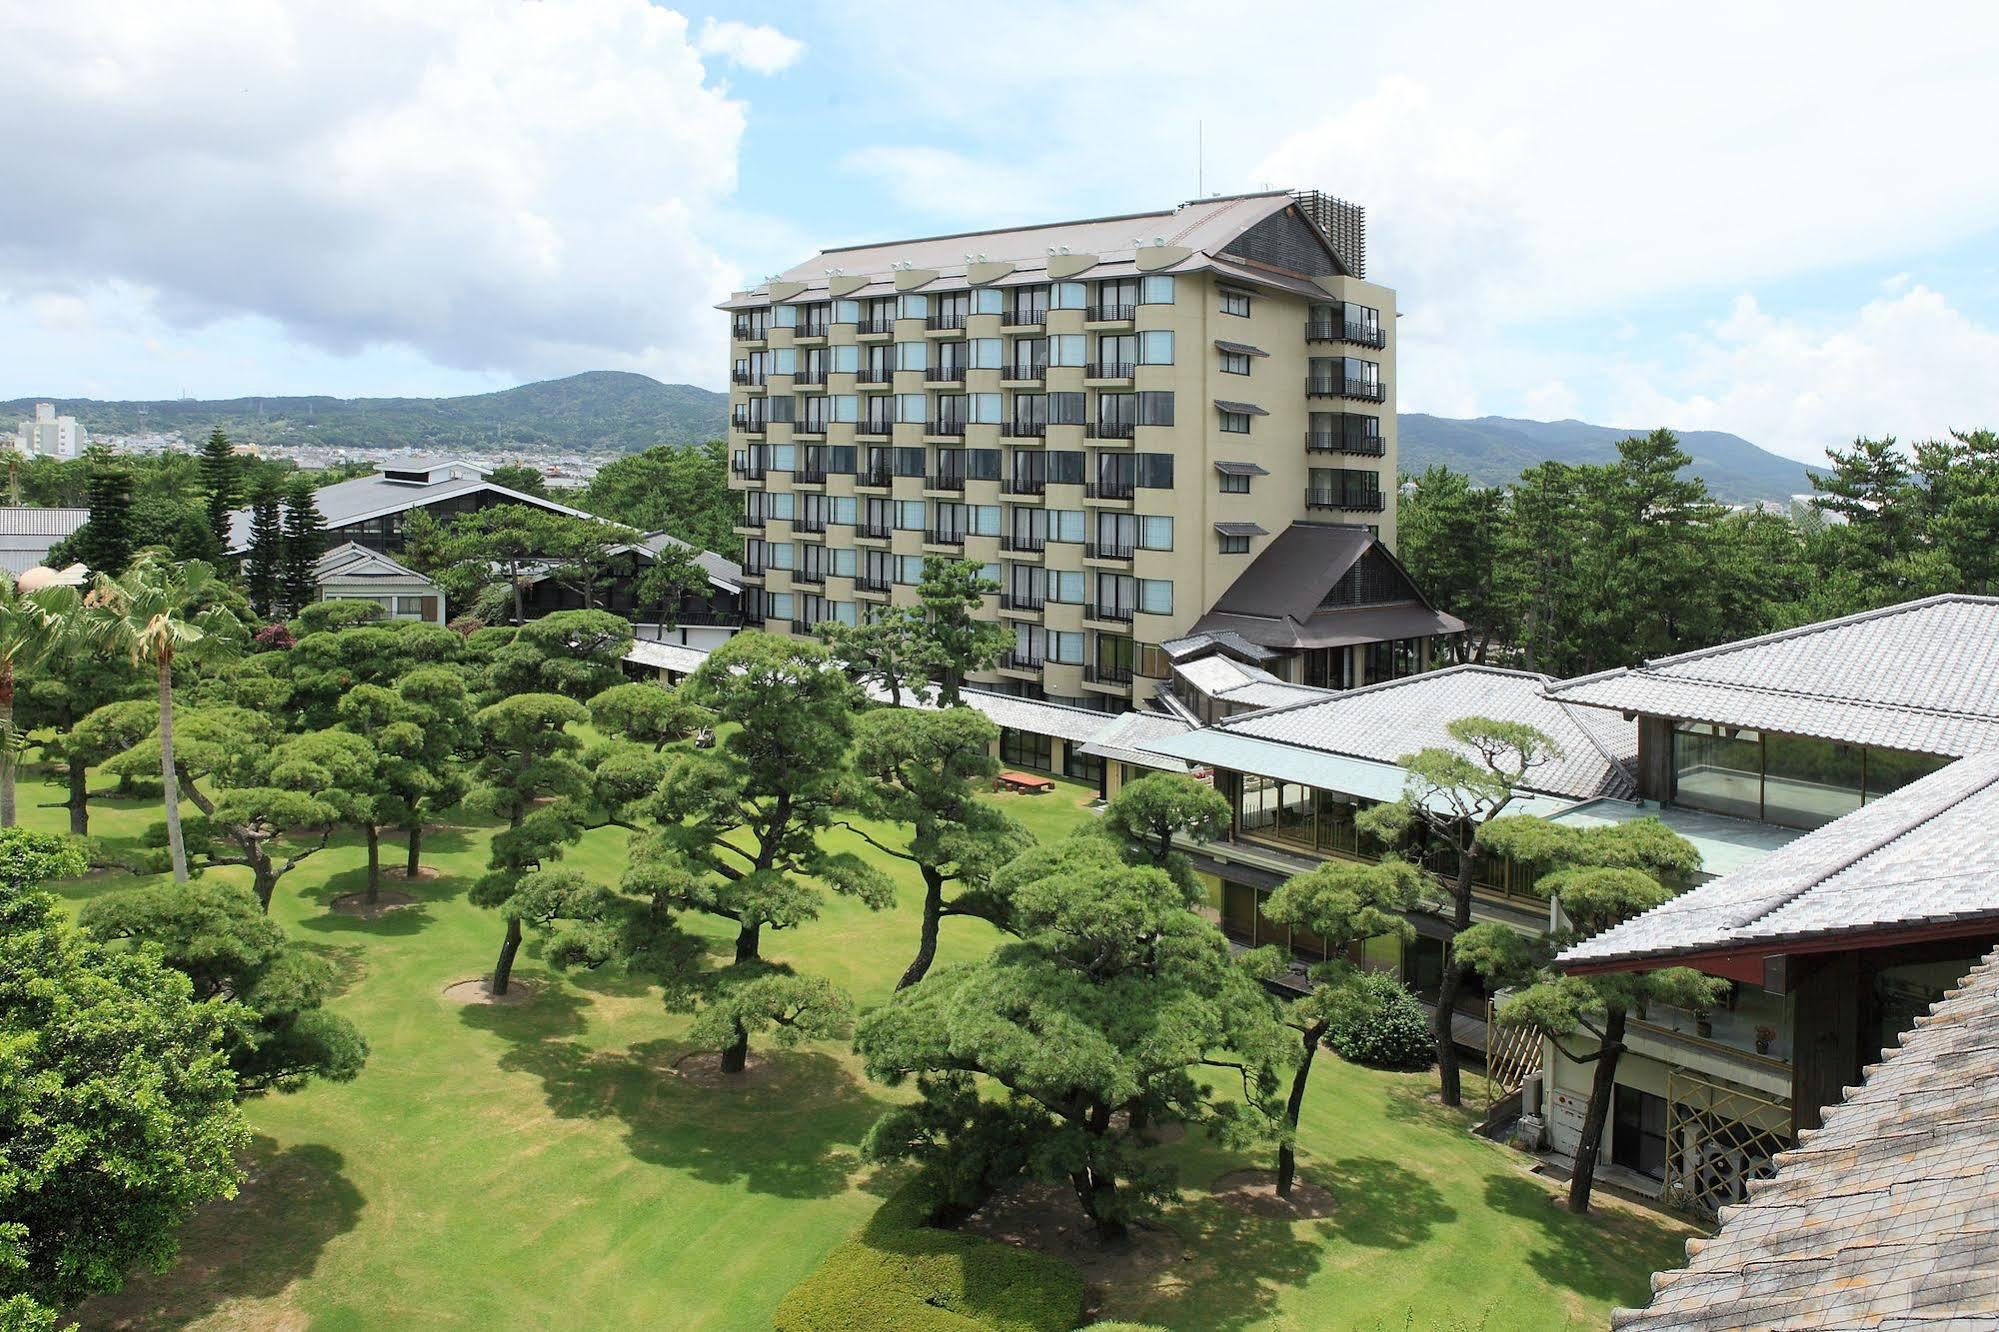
[3,371,728,455]
[1398,414,1815,504]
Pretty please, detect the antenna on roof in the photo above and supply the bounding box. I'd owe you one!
[1196,119,1203,197]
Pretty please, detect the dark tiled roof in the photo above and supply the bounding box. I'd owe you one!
[1613,945,1999,1330]
[1213,399,1269,416]
[1212,462,1269,477]
[1212,520,1269,536]
[1213,339,1270,358]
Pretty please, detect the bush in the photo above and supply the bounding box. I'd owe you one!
[772,1177,1082,1332]
[1326,969,1435,1070]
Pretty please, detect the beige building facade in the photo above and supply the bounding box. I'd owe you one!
[723,189,1396,708]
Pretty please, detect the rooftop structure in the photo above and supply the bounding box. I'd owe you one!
[0,506,90,576]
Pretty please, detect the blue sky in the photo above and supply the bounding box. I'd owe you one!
[3,1,1995,463]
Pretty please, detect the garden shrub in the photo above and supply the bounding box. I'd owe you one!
[1327,969,1435,1070]
[771,1176,1082,1332]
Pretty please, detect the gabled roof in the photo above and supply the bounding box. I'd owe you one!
[1078,711,1196,773]
[1560,752,1999,971]
[314,541,428,582]
[1160,630,1279,665]
[1174,654,1332,713]
[728,192,1362,309]
[1613,945,1999,1331]
[1213,664,1639,803]
[1546,594,1999,757]
[1190,522,1466,652]
[225,471,592,551]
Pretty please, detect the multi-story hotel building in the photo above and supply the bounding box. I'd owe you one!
[721,189,1406,708]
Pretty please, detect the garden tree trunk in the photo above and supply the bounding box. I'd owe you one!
[1278,1018,1332,1197]
[720,1017,749,1074]
[158,654,189,884]
[0,661,15,829]
[492,916,523,995]
[733,920,761,964]
[67,759,89,836]
[1433,848,1478,1108]
[1568,1005,1627,1216]
[1069,1166,1126,1244]
[364,824,381,905]
[897,866,946,990]
[251,855,278,912]
[406,823,422,876]
[511,574,526,625]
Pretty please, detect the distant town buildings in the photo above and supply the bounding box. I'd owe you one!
[14,403,85,459]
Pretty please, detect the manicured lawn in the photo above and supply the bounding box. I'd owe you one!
[38,763,1690,1331]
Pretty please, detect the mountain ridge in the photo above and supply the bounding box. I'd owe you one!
[9,373,1813,502]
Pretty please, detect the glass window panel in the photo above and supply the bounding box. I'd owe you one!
[1139,274,1175,304]
[1138,515,1173,550]
[969,338,1003,368]
[1763,733,1864,830]
[898,293,929,318]
[1672,723,1764,821]
[1138,330,1174,364]
[1138,579,1173,615]
[971,287,1003,315]
[1052,282,1087,309]
[1864,748,1953,802]
[1049,334,1085,366]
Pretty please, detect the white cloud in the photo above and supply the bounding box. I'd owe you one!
[0,0,750,382]
[1524,381,1581,422]
[1608,287,1999,461]
[693,17,804,74]
[839,147,1050,224]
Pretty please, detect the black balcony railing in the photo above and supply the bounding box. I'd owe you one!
[857,367,893,385]
[1000,593,1045,612]
[1086,303,1136,321]
[1000,533,1045,553]
[1307,319,1386,347]
[1001,421,1047,438]
[731,321,766,341]
[740,512,767,529]
[794,568,826,585]
[797,466,829,484]
[926,421,969,438]
[797,315,831,338]
[1085,479,1135,500]
[1306,426,1385,456]
[925,529,966,548]
[1307,489,1386,512]
[856,521,892,539]
[730,461,766,480]
[1086,420,1136,440]
[1004,307,1046,326]
[794,516,827,534]
[1085,362,1135,379]
[664,609,744,627]
[1084,663,1134,685]
[926,473,966,492]
[857,423,893,440]
[730,370,764,386]
[792,368,828,386]
[856,575,892,593]
[1003,363,1047,382]
[925,365,968,383]
[858,314,896,334]
[790,619,813,635]
[1085,541,1134,560]
[1308,376,1386,402]
[731,417,767,435]
[856,466,893,487]
[1000,477,1046,495]
[741,609,767,627]
[1005,650,1045,671]
[1086,603,1135,623]
[925,311,968,331]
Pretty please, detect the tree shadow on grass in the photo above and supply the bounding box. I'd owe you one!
[1316,1155,1457,1250]
[293,861,467,939]
[1109,1194,1331,1332]
[1381,1076,1483,1134]
[1481,1171,1687,1309]
[71,1136,363,1330]
[475,1012,885,1200]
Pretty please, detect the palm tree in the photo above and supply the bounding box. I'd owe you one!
[83,555,244,882]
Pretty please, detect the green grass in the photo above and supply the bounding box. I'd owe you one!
[35,764,1690,1331]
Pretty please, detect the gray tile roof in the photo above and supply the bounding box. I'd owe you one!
[1213,399,1269,416]
[1078,711,1196,772]
[225,471,592,550]
[1212,339,1270,358]
[1211,462,1269,477]
[315,541,426,581]
[1212,520,1269,536]
[625,639,712,677]
[1217,664,1639,802]
[0,507,88,575]
[1612,945,1999,1331]
[1546,595,1999,757]
[1160,630,1280,664]
[1175,654,1331,713]
[1560,752,1999,969]
[1193,522,1466,652]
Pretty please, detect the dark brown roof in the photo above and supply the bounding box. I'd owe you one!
[1212,462,1269,477]
[1192,523,1465,651]
[1213,399,1268,417]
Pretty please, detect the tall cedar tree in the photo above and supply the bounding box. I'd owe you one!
[914,557,1011,706]
[1357,716,1559,1106]
[0,830,246,1320]
[244,479,285,618]
[74,447,136,577]
[278,477,327,616]
[622,633,894,1070]
[843,706,1028,988]
[856,830,1286,1239]
[198,428,242,551]
[1458,815,1727,1214]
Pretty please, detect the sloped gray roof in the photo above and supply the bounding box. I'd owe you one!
[625,638,712,677]
[1212,462,1269,478]
[1612,945,1999,1331]
[314,541,426,581]
[0,506,88,575]
[1078,711,1196,772]
[1175,654,1331,712]
[1160,630,1279,664]
[1546,594,1999,757]
[1212,339,1269,358]
[1561,751,1999,969]
[1213,520,1269,537]
[224,471,591,551]
[1217,664,1639,802]
[1213,399,1269,417]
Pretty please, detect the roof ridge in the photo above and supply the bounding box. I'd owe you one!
[1632,593,1999,671]
[813,191,1290,259]
[1216,663,1553,729]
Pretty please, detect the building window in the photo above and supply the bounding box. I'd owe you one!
[1136,391,1174,427]
[1138,330,1174,365]
[1219,532,1250,553]
[1138,274,1175,305]
[1219,287,1251,317]
[999,728,1053,772]
[1062,745,1102,785]
[1220,351,1251,376]
[1219,410,1251,434]
[1220,472,1250,494]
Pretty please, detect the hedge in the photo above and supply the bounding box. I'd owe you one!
[772,1177,1083,1332]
